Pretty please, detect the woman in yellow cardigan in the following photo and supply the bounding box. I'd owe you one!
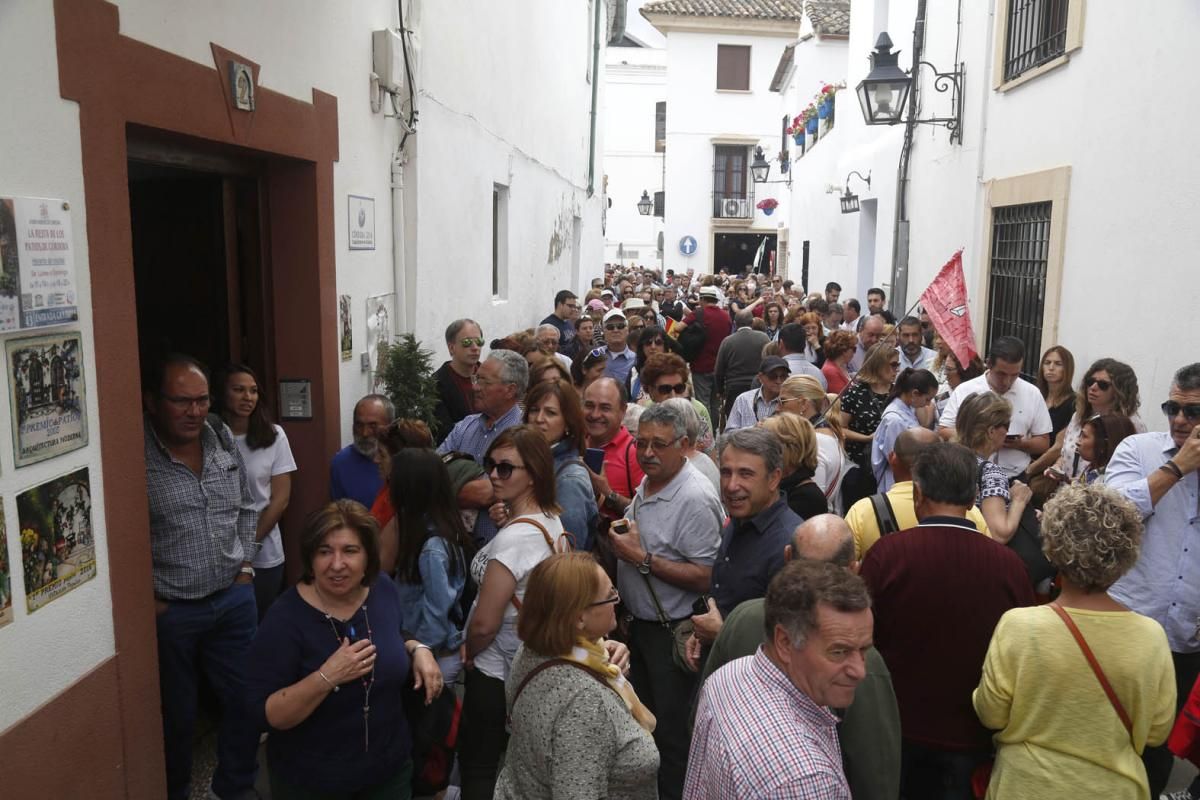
[973,483,1176,799]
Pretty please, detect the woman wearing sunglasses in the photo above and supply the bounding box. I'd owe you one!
[637,352,716,455]
[571,347,608,392]
[496,553,656,800]
[459,425,567,800]
[1033,358,1145,494]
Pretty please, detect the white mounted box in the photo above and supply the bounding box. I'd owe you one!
[372,29,405,93]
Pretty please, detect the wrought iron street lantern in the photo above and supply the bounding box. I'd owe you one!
[637,190,653,216]
[839,170,871,215]
[750,146,771,184]
[856,31,965,144]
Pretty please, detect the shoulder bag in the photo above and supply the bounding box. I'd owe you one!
[1050,602,1134,737]
[628,496,694,674]
[507,657,620,727]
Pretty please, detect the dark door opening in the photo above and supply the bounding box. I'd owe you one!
[128,138,274,391]
[713,232,777,276]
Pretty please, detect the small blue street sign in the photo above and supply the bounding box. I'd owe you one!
[679,235,697,256]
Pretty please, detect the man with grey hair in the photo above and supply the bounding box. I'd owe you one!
[688,428,802,658]
[661,397,720,493]
[438,349,528,544]
[714,308,769,423]
[610,400,724,799]
[433,318,483,444]
[534,323,573,372]
[848,313,887,375]
[1106,361,1200,798]
[696,515,901,800]
[685,559,873,799]
[330,393,395,507]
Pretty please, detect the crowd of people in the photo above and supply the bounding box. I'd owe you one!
[143,264,1200,800]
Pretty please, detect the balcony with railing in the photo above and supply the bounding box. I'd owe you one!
[712,144,754,221]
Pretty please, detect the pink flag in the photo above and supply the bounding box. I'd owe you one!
[919,250,978,367]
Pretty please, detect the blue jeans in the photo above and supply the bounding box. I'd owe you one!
[156,581,259,800]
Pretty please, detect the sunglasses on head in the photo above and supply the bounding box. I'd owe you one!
[1162,401,1200,423]
[605,322,627,331]
[459,337,485,347]
[482,457,527,480]
[654,382,688,396]
[1085,376,1112,391]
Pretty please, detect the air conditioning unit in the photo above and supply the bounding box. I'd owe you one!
[720,198,750,218]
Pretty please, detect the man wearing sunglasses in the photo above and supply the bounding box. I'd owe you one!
[725,357,790,432]
[540,289,580,357]
[600,307,636,387]
[433,319,484,444]
[1106,362,1200,799]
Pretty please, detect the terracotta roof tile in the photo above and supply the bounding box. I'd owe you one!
[640,0,805,22]
[804,0,850,36]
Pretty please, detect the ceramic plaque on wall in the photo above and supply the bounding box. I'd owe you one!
[7,331,87,468]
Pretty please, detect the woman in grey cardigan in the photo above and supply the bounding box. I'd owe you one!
[496,553,659,800]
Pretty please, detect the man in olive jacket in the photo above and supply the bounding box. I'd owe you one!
[697,514,901,800]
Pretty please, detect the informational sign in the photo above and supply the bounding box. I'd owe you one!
[339,294,353,361]
[0,506,11,628]
[7,332,87,468]
[0,196,79,331]
[18,467,94,613]
[348,195,375,251]
[679,235,697,256]
[279,379,313,421]
[365,293,395,392]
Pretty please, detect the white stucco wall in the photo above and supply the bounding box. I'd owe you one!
[603,46,666,269]
[659,25,799,275]
[0,0,113,732]
[0,0,609,731]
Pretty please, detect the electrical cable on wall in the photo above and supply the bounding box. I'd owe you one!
[396,0,418,150]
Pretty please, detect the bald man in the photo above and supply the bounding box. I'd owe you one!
[696,515,901,800]
[845,427,991,559]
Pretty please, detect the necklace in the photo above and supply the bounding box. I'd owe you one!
[314,583,375,752]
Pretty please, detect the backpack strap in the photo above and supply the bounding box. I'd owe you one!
[869,492,900,536]
[623,439,636,497]
[507,658,621,727]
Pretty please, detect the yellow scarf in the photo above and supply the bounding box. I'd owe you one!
[566,637,657,733]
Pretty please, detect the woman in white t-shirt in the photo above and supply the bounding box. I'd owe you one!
[216,364,297,620]
[459,425,566,800]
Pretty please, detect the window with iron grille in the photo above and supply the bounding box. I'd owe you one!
[653,191,664,218]
[655,102,666,153]
[986,202,1051,377]
[1003,0,1069,82]
[712,145,753,218]
[716,45,751,91]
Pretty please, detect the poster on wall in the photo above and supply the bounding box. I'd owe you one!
[365,293,395,392]
[338,294,353,362]
[348,195,375,251]
[0,196,79,331]
[0,506,12,628]
[18,467,94,613]
[7,332,87,468]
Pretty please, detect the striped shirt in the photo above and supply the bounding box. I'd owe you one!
[724,387,779,431]
[145,418,258,600]
[685,648,850,800]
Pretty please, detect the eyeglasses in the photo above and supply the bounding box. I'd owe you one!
[588,588,620,607]
[654,382,688,396]
[459,337,485,348]
[1162,401,1200,423]
[635,435,683,451]
[1085,377,1112,391]
[483,458,527,480]
[565,303,580,310]
[161,393,211,411]
[605,322,627,331]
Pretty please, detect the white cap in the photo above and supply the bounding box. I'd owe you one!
[603,308,627,324]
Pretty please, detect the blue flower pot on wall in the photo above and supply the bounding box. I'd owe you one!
[806,117,818,135]
[818,100,830,119]
[762,207,774,216]
[792,132,804,146]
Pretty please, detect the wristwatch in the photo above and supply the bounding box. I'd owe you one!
[637,552,653,576]
[605,490,621,509]
[239,566,256,578]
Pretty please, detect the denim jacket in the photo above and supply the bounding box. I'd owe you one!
[394,534,466,651]
[553,439,600,551]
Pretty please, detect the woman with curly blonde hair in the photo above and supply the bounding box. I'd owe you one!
[973,483,1175,800]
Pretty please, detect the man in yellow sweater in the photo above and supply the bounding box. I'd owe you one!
[845,427,990,559]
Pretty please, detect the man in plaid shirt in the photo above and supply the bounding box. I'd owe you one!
[684,560,872,800]
[144,354,261,800]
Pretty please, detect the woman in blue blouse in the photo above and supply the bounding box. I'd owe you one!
[245,500,443,799]
[871,368,938,492]
[387,447,476,684]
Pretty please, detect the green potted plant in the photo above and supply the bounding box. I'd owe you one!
[375,332,440,433]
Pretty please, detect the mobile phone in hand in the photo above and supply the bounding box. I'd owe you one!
[1004,434,1021,443]
[691,595,711,616]
[584,447,606,473]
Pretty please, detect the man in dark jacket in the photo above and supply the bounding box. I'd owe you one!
[433,318,482,443]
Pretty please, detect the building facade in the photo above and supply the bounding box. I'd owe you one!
[0,0,611,795]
